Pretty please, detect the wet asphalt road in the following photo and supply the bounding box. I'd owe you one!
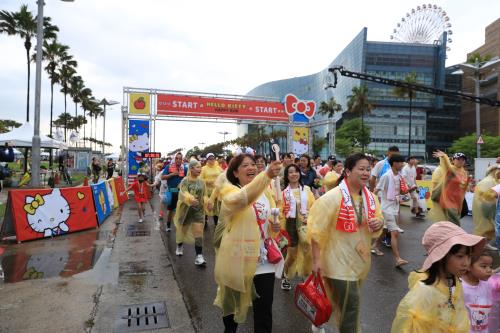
[158,203,491,333]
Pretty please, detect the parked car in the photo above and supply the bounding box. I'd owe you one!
[417,164,437,181]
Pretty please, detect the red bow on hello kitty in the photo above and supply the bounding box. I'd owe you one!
[284,94,316,119]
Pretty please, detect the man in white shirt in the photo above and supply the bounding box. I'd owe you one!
[375,154,409,267]
[401,156,423,218]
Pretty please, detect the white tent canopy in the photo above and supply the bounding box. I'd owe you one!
[0,123,67,149]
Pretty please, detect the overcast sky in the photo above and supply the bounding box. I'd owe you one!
[1,0,498,154]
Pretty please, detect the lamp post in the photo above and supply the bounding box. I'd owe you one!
[97,98,119,154]
[218,131,230,145]
[32,0,74,187]
[459,59,499,159]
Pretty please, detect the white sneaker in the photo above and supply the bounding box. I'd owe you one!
[165,226,171,232]
[311,324,325,333]
[397,227,404,233]
[138,218,143,223]
[281,278,292,290]
[194,254,206,266]
[175,245,183,256]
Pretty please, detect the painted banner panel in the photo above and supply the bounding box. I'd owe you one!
[129,93,150,115]
[128,119,150,184]
[91,182,112,225]
[8,187,98,242]
[292,127,309,155]
[114,176,129,205]
[157,94,288,121]
[400,180,434,209]
[106,179,117,209]
[107,178,119,209]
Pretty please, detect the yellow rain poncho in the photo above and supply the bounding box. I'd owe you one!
[307,186,382,332]
[200,161,223,216]
[391,272,469,333]
[213,171,276,323]
[279,185,316,278]
[211,171,228,249]
[174,169,206,245]
[472,167,500,240]
[323,171,340,192]
[429,155,469,225]
[306,187,383,281]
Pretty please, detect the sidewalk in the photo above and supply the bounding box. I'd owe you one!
[0,198,195,333]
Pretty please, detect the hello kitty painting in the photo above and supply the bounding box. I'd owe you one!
[24,189,70,237]
[6,186,98,242]
[129,133,149,152]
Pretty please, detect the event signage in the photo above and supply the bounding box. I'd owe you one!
[2,187,98,242]
[138,152,161,158]
[129,93,150,115]
[157,94,289,122]
[284,94,316,122]
[91,181,112,225]
[128,119,150,184]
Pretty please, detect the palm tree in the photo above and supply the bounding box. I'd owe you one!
[318,97,342,118]
[58,58,77,141]
[81,92,96,148]
[347,84,374,152]
[36,40,70,166]
[0,5,59,122]
[393,72,418,156]
[69,75,84,117]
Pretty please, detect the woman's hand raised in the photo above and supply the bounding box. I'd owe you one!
[266,160,282,179]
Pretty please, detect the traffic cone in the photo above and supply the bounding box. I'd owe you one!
[83,176,89,186]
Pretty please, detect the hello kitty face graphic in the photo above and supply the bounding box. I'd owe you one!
[24,189,71,237]
[129,133,149,152]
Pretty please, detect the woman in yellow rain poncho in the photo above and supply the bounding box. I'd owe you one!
[214,154,283,332]
[429,151,470,225]
[391,221,486,333]
[200,153,223,226]
[173,159,206,265]
[472,165,500,242]
[308,153,384,333]
[279,163,315,291]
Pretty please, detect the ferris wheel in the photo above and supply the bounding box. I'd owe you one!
[390,4,453,51]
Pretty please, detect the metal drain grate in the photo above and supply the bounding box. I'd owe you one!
[115,301,170,332]
[126,225,151,237]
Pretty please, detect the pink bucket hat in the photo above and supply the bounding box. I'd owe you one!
[421,221,486,271]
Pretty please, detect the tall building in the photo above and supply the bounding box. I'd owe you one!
[461,18,500,136]
[244,28,448,158]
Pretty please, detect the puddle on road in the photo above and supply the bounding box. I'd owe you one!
[0,223,118,283]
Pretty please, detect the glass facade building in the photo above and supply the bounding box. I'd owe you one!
[243,28,449,158]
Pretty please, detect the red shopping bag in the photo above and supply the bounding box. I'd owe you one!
[294,273,332,326]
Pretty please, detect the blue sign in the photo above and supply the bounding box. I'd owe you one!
[128,119,150,179]
[91,181,111,225]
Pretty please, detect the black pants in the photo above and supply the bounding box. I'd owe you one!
[222,273,275,333]
[253,273,275,333]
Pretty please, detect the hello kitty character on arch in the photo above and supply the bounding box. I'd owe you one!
[24,188,71,237]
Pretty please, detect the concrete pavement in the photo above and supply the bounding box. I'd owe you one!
[0,197,195,333]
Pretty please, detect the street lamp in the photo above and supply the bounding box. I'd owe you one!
[97,98,119,154]
[218,131,230,145]
[459,58,499,159]
[32,0,74,187]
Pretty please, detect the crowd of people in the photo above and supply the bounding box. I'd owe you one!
[123,147,500,333]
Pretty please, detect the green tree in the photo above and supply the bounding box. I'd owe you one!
[38,40,70,151]
[449,134,500,158]
[335,118,371,157]
[318,97,342,118]
[467,52,491,64]
[0,119,22,133]
[185,146,202,159]
[58,57,77,141]
[393,72,418,156]
[312,137,327,155]
[347,85,374,152]
[0,5,59,122]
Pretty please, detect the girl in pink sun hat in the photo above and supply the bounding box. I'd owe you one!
[391,221,486,333]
